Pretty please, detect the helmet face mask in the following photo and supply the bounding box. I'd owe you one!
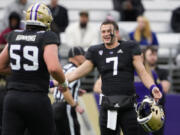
[137,96,165,132]
[25,3,53,30]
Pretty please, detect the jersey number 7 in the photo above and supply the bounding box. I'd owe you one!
[106,57,118,76]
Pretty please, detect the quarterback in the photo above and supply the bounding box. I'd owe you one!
[65,20,162,135]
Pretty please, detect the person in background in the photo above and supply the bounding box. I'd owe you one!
[0,0,31,32]
[48,0,69,45]
[65,11,99,50]
[51,47,85,135]
[170,6,180,33]
[129,16,159,48]
[112,0,144,21]
[0,12,21,45]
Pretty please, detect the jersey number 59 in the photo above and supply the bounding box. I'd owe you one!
[10,44,39,71]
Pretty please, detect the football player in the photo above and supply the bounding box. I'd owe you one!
[65,20,162,135]
[0,3,77,135]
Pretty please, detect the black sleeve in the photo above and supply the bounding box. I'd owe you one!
[131,41,141,56]
[42,31,60,47]
[85,46,96,66]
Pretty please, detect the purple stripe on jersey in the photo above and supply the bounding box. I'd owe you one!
[35,4,40,20]
[30,5,34,20]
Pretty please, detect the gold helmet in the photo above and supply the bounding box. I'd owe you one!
[25,3,53,29]
[137,96,165,132]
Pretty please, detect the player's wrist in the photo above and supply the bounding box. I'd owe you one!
[149,84,157,93]
[60,78,69,88]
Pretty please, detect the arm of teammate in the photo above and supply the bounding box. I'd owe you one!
[0,44,11,75]
[133,55,162,101]
[93,76,102,94]
[65,60,94,83]
[43,44,77,107]
[50,60,94,87]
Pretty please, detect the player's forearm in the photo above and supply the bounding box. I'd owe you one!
[133,56,156,89]
[0,44,10,75]
[50,69,66,85]
[65,71,80,83]
[138,69,155,89]
[66,69,89,83]
[66,60,94,83]
[62,89,76,107]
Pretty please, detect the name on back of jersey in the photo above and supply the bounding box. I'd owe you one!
[16,35,36,42]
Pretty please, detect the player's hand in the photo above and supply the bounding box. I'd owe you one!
[78,89,86,96]
[152,87,162,102]
[75,105,84,115]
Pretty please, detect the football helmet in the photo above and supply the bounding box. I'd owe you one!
[137,96,165,132]
[25,3,53,29]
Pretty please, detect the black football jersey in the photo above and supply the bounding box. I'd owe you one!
[7,30,60,93]
[86,41,141,96]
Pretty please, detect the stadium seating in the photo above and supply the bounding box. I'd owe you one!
[68,10,172,23]
[1,0,179,11]
[157,33,180,48]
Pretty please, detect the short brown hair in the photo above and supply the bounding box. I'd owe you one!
[101,20,119,31]
[143,46,158,55]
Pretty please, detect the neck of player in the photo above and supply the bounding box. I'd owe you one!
[105,40,119,49]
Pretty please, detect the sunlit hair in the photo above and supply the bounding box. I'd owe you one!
[134,16,152,44]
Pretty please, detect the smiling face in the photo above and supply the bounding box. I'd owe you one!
[100,24,117,46]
